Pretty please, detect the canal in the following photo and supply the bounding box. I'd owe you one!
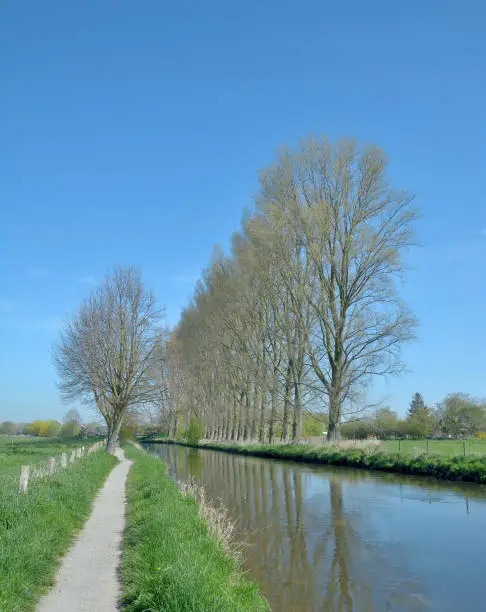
[144,443,486,612]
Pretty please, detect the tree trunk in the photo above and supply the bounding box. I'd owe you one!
[231,396,237,440]
[268,366,279,444]
[259,391,266,443]
[292,379,302,442]
[327,389,341,442]
[251,383,259,441]
[236,391,243,441]
[172,408,178,438]
[243,385,250,441]
[281,361,292,442]
[106,417,123,454]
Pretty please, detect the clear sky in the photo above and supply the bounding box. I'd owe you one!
[1,1,485,422]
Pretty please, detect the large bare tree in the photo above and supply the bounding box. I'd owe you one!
[258,137,418,440]
[54,266,162,453]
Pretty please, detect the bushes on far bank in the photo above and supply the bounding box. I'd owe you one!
[121,445,268,611]
[146,439,486,485]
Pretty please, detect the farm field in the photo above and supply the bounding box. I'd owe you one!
[0,436,96,474]
[381,438,486,456]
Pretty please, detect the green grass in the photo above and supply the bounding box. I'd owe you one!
[0,438,116,611]
[121,444,269,612]
[0,436,103,472]
[382,438,486,456]
[147,439,486,484]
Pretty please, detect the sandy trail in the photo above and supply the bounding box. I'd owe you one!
[37,448,132,612]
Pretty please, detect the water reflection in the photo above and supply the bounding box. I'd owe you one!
[145,444,486,612]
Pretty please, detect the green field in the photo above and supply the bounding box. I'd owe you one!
[0,435,96,473]
[0,436,116,611]
[382,438,486,456]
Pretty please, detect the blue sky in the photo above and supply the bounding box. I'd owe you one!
[1,1,485,422]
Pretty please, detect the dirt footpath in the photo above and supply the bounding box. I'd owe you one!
[37,448,132,612]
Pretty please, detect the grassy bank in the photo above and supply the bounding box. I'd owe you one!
[121,444,268,611]
[0,442,116,611]
[144,439,486,484]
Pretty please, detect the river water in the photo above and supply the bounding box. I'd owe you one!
[144,443,486,612]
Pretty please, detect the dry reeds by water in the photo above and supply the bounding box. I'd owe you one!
[178,479,237,558]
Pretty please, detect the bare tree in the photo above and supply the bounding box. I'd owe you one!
[63,409,81,425]
[258,137,417,440]
[157,136,417,445]
[54,266,162,453]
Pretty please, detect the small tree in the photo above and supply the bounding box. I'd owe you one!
[59,421,80,439]
[408,393,425,417]
[438,393,486,438]
[59,409,82,439]
[54,266,162,453]
[0,421,16,435]
[63,409,81,426]
[373,408,399,439]
[406,394,433,438]
[185,417,204,444]
[46,420,61,437]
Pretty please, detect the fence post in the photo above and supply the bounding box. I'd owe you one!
[19,465,30,493]
[463,440,466,457]
[70,450,76,464]
[398,439,401,453]
[48,457,56,474]
[61,453,67,468]
[426,440,429,455]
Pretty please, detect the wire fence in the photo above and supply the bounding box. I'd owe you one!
[0,439,106,496]
[382,438,486,457]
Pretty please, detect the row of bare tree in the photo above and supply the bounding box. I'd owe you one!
[155,137,418,443]
[54,137,417,450]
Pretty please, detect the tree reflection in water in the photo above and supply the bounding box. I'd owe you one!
[145,444,485,612]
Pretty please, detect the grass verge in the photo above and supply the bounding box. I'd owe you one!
[145,439,486,484]
[0,449,117,611]
[121,444,269,611]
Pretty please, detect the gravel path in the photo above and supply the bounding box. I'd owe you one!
[37,448,132,612]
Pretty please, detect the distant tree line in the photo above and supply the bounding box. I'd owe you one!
[0,409,105,439]
[339,392,486,440]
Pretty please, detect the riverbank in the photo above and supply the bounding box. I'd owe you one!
[142,439,486,484]
[0,447,117,611]
[121,445,268,611]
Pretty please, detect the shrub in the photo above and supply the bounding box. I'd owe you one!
[59,421,80,440]
[185,417,204,444]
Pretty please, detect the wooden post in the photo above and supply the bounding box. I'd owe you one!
[48,457,56,474]
[19,465,30,493]
[398,439,401,453]
[61,453,68,468]
[426,440,429,455]
[463,440,466,457]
